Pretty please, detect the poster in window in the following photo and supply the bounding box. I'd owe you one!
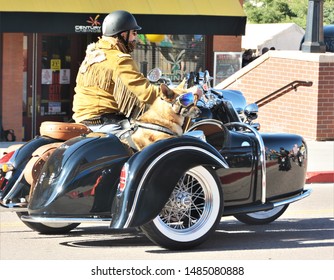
[213,52,242,86]
[48,102,61,114]
[41,69,52,84]
[60,69,70,84]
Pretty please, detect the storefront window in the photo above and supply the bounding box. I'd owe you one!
[133,34,205,83]
[40,35,72,117]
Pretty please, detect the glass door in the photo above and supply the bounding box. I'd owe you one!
[40,35,72,120]
[23,34,79,140]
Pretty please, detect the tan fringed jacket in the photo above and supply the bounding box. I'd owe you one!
[72,37,161,123]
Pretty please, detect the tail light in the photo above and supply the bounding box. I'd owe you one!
[0,150,16,192]
[0,151,15,172]
[0,150,15,164]
[119,163,129,192]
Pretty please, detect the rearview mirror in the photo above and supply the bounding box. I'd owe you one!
[244,103,258,121]
[147,68,162,82]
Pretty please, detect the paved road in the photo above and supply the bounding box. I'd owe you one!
[1,183,333,279]
[1,183,333,261]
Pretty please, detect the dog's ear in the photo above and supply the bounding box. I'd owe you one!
[160,83,176,101]
[176,78,186,90]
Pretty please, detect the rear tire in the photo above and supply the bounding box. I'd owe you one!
[140,166,223,250]
[234,204,289,225]
[16,212,80,234]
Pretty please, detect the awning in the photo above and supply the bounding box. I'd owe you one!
[0,0,246,35]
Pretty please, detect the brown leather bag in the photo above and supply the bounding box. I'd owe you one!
[40,121,91,140]
[24,143,63,197]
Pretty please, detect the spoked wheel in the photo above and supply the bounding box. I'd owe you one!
[140,166,223,250]
[16,212,80,234]
[234,204,289,225]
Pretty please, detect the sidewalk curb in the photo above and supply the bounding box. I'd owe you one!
[306,171,334,184]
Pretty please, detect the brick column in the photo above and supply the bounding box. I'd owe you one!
[2,33,24,141]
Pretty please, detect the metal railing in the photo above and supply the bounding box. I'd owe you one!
[255,80,313,108]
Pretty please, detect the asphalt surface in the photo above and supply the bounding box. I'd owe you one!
[1,183,333,280]
[1,183,333,261]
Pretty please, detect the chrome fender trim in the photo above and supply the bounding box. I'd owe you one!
[20,215,112,224]
[1,170,25,201]
[0,200,28,212]
[273,189,312,208]
[223,189,312,216]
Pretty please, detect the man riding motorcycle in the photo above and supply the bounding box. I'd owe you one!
[72,10,202,133]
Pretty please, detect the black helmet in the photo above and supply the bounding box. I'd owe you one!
[102,10,142,37]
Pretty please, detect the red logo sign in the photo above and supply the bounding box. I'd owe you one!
[86,15,101,27]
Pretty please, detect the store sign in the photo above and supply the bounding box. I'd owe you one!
[75,15,102,33]
[213,52,242,86]
[50,59,61,71]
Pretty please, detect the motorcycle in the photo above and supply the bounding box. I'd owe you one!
[0,70,312,250]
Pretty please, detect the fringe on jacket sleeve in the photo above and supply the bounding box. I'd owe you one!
[113,77,147,118]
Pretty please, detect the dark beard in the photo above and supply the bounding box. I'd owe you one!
[127,41,137,53]
[117,35,136,53]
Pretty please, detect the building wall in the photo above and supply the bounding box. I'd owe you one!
[213,35,242,52]
[318,62,334,140]
[2,33,24,141]
[216,51,334,141]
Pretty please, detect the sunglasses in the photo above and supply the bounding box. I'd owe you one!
[175,92,196,108]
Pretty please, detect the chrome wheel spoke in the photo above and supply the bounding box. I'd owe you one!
[159,173,207,230]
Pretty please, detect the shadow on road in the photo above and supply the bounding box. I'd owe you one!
[53,217,333,252]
